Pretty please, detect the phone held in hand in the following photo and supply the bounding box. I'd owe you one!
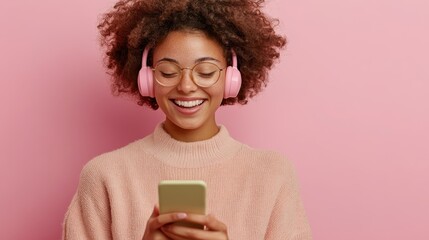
[158,180,206,229]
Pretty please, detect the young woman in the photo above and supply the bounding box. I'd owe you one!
[63,0,312,239]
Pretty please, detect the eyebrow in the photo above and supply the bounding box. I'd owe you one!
[155,57,221,65]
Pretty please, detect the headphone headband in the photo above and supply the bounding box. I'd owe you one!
[142,46,150,67]
[231,49,237,68]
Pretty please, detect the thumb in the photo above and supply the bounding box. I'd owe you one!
[150,204,160,217]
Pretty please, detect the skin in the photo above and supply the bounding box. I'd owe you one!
[142,206,228,240]
[152,30,227,142]
[142,30,229,239]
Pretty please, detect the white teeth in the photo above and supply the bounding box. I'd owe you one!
[174,100,204,108]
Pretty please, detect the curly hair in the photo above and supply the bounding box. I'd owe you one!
[98,0,286,110]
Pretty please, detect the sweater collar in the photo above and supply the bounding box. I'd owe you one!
[150,123,242,168]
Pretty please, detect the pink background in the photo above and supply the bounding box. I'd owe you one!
[1,0,428,239]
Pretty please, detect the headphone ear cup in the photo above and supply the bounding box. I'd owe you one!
[138,66,154,98]
[224,66,242,98]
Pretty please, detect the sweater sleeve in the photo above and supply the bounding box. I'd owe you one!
[62,162,112,239]
[264,161,313,240]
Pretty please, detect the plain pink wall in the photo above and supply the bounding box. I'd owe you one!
[1,0,428,239]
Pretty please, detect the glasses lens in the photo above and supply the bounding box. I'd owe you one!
[154,62,181,86]
[154,62,221,87]
[192,62,221,87]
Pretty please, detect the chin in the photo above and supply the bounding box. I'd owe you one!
[171,119,206,131]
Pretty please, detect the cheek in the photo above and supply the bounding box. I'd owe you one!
[205,87,225,106]
[154,85,171,100]
[212,77,226,100]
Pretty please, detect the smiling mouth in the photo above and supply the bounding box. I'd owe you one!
[172,99,205,108]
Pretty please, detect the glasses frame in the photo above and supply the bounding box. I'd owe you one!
[151,61,226,88]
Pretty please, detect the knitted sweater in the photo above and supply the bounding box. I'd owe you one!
[62,124,312,239]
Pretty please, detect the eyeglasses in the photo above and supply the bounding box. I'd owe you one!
[152,61,225,88]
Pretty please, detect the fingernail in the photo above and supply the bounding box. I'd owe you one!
[177,213,187,219]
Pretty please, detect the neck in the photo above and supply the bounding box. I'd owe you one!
[162,120,220,142]
[150,123,242,168]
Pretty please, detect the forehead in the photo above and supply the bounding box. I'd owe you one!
[152,30,226,65]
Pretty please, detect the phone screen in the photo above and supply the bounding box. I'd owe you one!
[158,180,206,229]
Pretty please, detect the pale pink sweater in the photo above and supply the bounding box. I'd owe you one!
[63,124,312,239]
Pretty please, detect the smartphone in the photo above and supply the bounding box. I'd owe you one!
[158,180,206,229]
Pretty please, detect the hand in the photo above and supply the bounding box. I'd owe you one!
[142,205,188,240]
[161,213,229,240]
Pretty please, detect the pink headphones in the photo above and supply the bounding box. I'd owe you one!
[138,46,242,98]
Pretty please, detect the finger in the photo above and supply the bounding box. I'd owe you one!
[150,205,159,217]
[162,224,227,240]
[162,228,189,240]
[148,212,188,231]
[204,214,227,232]
[179,214,227,232]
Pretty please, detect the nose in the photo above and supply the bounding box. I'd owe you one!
[176,68,198,93]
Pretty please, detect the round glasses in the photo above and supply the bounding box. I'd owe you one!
[152,61,225,88]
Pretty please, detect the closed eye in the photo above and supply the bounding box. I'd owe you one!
[196,71,216,78]
[161,72,179,78]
